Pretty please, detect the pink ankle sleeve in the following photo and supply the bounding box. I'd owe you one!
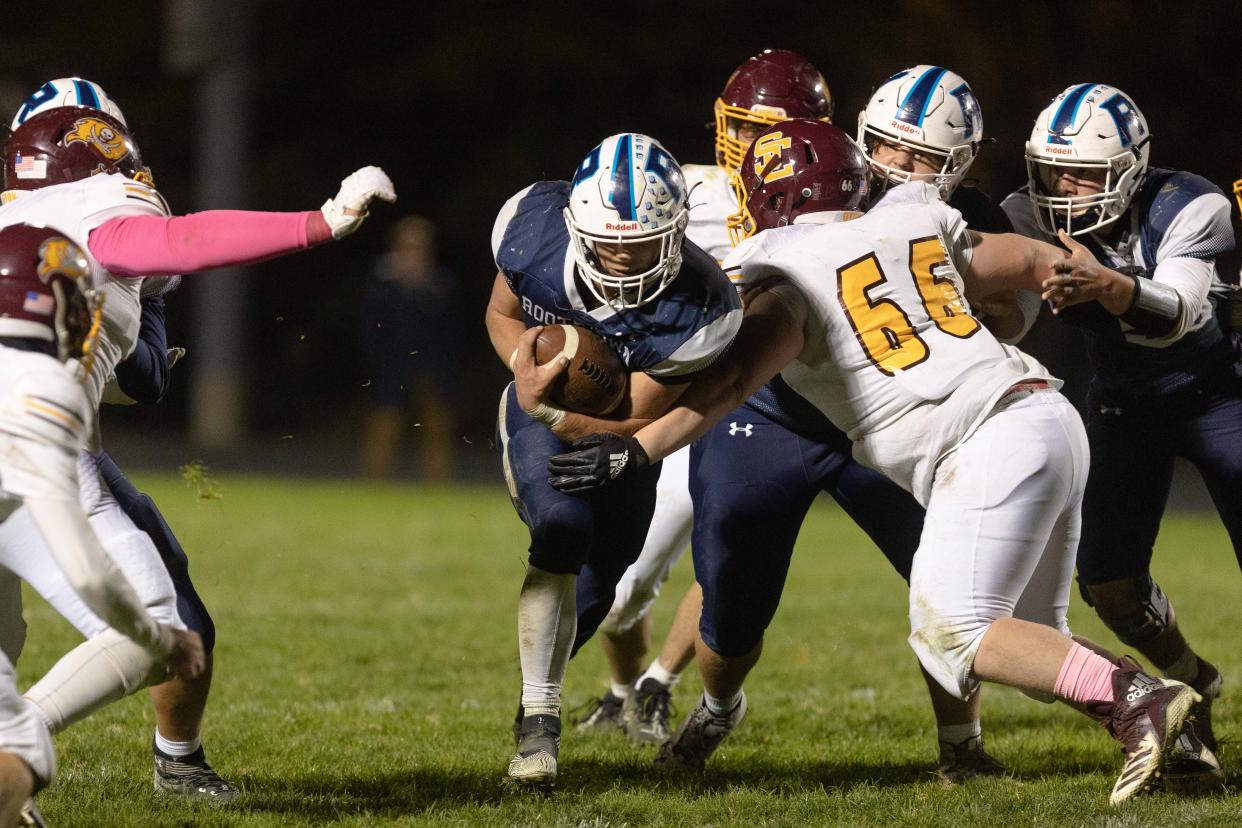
[88,210,322,278]
[1053,642,1116,706]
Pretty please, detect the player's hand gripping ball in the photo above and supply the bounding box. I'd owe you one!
[534,324,627,415]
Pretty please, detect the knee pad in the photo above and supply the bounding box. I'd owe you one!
[527,502,591,575]
[1079,575,1171,647]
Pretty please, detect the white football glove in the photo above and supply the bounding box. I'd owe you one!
[320,166,397,239]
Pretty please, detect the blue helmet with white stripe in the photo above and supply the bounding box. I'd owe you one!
[1024,83,1150,236]
[564,133,689,310]
[10,78,128,132]
[855,65,983,198]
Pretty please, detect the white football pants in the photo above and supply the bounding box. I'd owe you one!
[0,651,55,788]
[0,451,181,661]
[598,445,693,635]
[908,390,1089,700]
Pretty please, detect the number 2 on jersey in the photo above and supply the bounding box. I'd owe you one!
[837,236,980,376]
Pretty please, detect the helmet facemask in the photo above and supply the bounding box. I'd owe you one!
[714,100,792,172]
[564,206,689,311]
[856,119,976,199]
[1026,144,1146,237]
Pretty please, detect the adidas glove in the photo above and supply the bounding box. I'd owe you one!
[548,434,649,494]
[320,166,397,239]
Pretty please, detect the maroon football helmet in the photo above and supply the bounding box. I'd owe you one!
[727,120,869,244]
[4,107,153,192]
[714,49,834,171]
[0,223,99,364]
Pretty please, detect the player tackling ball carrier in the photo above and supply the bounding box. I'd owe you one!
[537,120,1204,805]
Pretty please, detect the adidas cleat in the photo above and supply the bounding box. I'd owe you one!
[508,713,561,788]
[1164,718,1224,795]
[654,693,745,774]
[1092,666,1199,805]
[1187,658,1222,753]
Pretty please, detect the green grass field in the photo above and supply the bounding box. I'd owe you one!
[18,475,1242,826]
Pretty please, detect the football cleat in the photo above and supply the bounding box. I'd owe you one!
[653,692,746,774]
[623,678,675,745]
[936,735,1006,786]
[1091,666,1199,805]
[153,745,239,804]
[1164,718,1225,795]
[571,690,625,734]
[18,799,47,827]
[1187,658,1222,753]
[508,713,561,788]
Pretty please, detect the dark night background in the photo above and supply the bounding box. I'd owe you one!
[2,0,1240,477]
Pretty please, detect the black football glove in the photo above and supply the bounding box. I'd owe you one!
[548,434,650,494]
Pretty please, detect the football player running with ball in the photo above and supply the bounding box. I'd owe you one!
[0,90,393,802]
[1002,84,1235,790]
[0,224,204,826]
[487,133,741,787]
[545,120,1203,805]
[573,48,838,751]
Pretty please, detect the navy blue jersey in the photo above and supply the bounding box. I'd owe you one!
[492,181,741,380]
[1005,168,1237,401]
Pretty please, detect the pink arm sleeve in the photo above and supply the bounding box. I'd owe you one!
[88,210,333,278]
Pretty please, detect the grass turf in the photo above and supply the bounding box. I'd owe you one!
[18,475,1242,826]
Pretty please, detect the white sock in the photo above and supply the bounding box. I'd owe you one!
[155,730,201,758]
[703,689,743,717]
[518,566,578,718]
[640,660,681,688]
[937,721,981,746]
[1163,648,1200,685]
[610,681,634,700]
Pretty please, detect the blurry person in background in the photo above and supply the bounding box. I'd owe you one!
[361,216,464,481]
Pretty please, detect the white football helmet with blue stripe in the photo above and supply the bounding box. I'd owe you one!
[10,78,128,131]
[564,133,689,310]
[855,65,983,198]
[1024,83,1151,236]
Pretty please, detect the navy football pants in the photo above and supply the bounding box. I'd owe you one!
[689,403,924,657]
[1077,384,1242,584]
[96,452,216,653]
[496,385,661,654]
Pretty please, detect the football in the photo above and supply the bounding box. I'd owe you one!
[534,324,628,415]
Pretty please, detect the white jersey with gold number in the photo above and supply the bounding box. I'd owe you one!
[0,346,92,513]
[682,164,735,264]
[0,174,170,421]
[724,182,1057,503]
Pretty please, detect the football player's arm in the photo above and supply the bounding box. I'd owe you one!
[551,373,689,442]
[959,230,1068,297]
[85,167,396,277]
[507,324,687,440]
[486,271,527,365]
[547,284,806,492]
[1043,193,1232,340]
[634,284,806,462]
[110,296,171,405]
